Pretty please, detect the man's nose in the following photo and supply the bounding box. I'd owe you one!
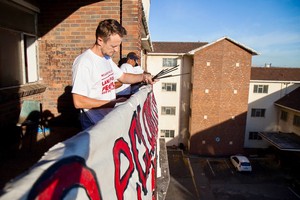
[113,46,119,52]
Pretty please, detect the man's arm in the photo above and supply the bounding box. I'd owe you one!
[72,93,110,109]
[73,93,127,109]
[118,73,154,85]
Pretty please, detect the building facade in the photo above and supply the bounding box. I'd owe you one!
[0,0,152,151]
[148,42,207,146]
[245,67,300,149]
[148,37,259,155]
[148,38,300,156]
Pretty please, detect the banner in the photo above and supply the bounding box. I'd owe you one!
[1,85,158,200]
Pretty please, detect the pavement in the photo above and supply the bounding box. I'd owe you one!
[165,149,215,200]
[166,149,198,200]
[165,148,300,200]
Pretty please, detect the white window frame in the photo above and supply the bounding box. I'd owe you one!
[161,129,175,138]
[0,1,38,89]
[162,83,177,92]
[162,58,177,67]
[161,106,176,115]
[253,85,269,94]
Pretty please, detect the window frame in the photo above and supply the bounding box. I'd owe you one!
[160,129,175,138]
[248,132,262,140]
[251,108,266,117]
[253,85,269,94]
[293,115,300,127]
[162,82,177,92]
[161,106,176,115]
[0,1,38,89]
[162,58,177,67]
[280,110,288,122]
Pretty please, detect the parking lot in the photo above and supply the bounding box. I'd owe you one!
[167,150,300,200]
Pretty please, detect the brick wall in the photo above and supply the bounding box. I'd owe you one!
[189,39,252,156]
[121,0,143,57]
[38,0,143,124]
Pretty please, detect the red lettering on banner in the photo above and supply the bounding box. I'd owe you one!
[128,111,152,195]
[28,156,101,200]
[151,159,156,200]
[136,183,142,200]
[112,91,158,200]
[113,138,135,200]
[142,93,158,152]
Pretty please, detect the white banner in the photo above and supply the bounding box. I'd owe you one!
[1,85,158,200]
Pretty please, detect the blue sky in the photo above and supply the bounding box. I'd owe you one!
[149,0,300,67]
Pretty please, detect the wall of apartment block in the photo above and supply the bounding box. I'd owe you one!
[189,39,252,156]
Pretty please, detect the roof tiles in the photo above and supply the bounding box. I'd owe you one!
[275,87,300,111]
[251,67,300,81]
[152,42,208,54]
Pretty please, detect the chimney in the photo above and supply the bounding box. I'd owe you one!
[265,63,272,68]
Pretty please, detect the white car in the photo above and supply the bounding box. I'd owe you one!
[230,155,252,172]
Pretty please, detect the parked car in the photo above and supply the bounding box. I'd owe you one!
[230,155,252,172]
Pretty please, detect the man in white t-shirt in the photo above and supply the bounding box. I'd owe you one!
[71,19,155,129]
[116,52,145,95]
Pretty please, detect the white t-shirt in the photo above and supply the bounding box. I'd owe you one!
[72,49,124,123]
[72,49,123,100]
[116,63,144,94]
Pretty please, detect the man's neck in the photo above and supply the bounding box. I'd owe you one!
[91,44,104,57]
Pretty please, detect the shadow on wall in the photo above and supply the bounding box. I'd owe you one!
[38,0,104,37]
[189,111,248,156]
[162,112,247,156]
[189,84,300,156]
[50,85,80,127]
[0,85,81,191]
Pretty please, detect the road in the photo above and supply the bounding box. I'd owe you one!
[166,149,300,200]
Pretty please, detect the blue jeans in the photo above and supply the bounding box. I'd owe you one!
[80,108,113,130]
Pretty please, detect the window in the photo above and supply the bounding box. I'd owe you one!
[253,85,269,93]
[161,106,176,115]
[162,83,177,92]
[160,129,175,138]
[0,1,38,88]
[251,109,266,117]
[293,115,300,127]
[280,110,288,121]
[163,58,177,67]
[248,132,262,140]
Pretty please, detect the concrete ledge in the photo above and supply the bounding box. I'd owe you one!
[157,138,170,200]
[0,83,46,103]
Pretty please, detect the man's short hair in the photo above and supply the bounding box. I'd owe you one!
[95,19,127,42]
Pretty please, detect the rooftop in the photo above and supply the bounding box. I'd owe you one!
[151,41,208,54]
[274,87,300,112]
[251,67,300,82]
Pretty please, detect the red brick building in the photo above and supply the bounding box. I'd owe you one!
[148,37,258,156]
[0,0,151,145]
[188,37,258,155]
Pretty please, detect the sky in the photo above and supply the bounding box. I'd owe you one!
[149,0,300,68]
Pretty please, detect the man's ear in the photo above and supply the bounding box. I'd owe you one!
[97,37,103,46]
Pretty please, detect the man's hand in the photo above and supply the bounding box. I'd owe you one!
[142,73,158,84]
[114,81,123,89]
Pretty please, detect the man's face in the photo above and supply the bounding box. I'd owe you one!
[98,34,122,57]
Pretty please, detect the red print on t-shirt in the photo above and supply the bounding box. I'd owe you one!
[102,70,115,94]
